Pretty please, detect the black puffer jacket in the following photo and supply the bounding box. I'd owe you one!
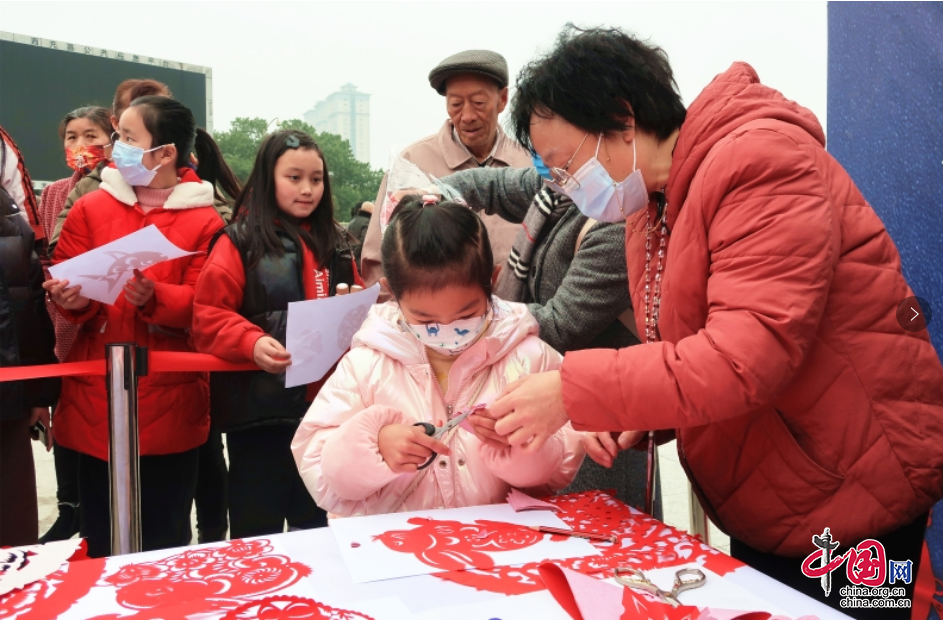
[208,221,357,432]
[0,206,60,420]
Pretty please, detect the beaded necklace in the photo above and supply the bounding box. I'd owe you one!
[643,192,669,343]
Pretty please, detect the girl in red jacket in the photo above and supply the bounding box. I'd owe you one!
[192,130,362,538]
[44,96,235,557]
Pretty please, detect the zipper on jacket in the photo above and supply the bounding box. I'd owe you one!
[419,343,472,421]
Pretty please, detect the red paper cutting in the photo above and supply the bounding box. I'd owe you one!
[435,490,744,595]
[223,595,377,620]
[0,556,106,620]
[81,538,311,619]
[372,517,546,571]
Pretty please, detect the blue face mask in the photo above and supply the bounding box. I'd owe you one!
[532,153,553,181]
[111,137,171,186]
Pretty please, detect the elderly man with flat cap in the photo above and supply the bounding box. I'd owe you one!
[360,49,531,293]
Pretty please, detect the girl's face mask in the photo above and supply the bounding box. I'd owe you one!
[111,134,171,186]
[65,144,109,172]
[404,309,490,357]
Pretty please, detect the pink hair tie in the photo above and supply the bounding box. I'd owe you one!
[421,194,438,206]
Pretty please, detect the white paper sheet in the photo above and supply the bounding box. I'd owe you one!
[284,283,380,388]
[330,502,601,584]
[48,224,198,305]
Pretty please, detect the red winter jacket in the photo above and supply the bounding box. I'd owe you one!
[192,229,364,402]
[561,63,943,555]
[53,166,225,460]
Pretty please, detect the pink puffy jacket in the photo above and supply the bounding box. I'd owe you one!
[292,299,584,517]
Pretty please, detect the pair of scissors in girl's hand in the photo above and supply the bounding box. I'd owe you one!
[614,567,706,607]
[413,403,487,470]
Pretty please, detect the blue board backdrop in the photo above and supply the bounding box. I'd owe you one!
[828,4,943,617]
[827,2,943,355]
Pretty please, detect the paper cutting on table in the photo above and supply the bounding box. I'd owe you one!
[285,283,380,388]
[48,224,198,305]
[49,538,312,620]
[223,595,416,620]
[0,539,85,597]
[433,490,744,596]
[329,502,601,583]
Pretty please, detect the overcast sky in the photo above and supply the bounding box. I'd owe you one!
[3,1,827,169]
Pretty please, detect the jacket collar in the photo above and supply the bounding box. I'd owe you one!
[437,120,515,171]
[100,165,215,210]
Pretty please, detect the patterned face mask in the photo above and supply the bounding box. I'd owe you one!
[404,309,490,357]
[64,144,108,172]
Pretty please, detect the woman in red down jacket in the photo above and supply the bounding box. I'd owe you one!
[45,96,235,557]
[481,26,943,619]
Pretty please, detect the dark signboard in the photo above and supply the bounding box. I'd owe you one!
[0,34,209,182]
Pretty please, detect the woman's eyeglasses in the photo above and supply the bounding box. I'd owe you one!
[545,132,590,190]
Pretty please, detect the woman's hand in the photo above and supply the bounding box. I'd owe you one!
[253,336,291,373]
[488,370,569,453]
[582,431,645,468]
[43,278,90,311]
[378,423,450,474]
[123,269,155,307]
[391,186,440,203]
[466,413,511,450]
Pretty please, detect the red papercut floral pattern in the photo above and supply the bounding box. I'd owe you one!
[223,595,377,620]
[434,490,744,595]
[84,538,311,619]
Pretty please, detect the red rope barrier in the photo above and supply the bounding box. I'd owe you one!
[0,352,258,383]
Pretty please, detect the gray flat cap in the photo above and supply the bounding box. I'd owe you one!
[428,50,508,95]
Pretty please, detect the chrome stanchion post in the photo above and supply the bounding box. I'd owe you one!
[106,343,143,555]
[688,482,710,544]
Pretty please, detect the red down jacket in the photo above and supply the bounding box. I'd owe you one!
[53,166,224,460]
[561,63,943,555]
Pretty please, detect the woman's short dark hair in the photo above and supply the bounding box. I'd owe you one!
[233,129,339,268]
[381,195,493,299]
[510,24,686,150]
[58,106,112,142]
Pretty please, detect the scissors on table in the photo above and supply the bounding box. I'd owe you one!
[614,567,706,607]
[413,404,486,470]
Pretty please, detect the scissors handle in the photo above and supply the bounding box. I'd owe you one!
[613,568,661,595]
[413,422,438,470]
[671,568,706,596]
[614,567,704,608]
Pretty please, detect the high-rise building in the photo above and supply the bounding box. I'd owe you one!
[304,83,370,163]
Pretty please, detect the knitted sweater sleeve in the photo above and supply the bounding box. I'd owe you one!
[438,167,541,224]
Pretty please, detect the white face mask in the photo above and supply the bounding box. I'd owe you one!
[404,310,489,357]
[548,134,649,223]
